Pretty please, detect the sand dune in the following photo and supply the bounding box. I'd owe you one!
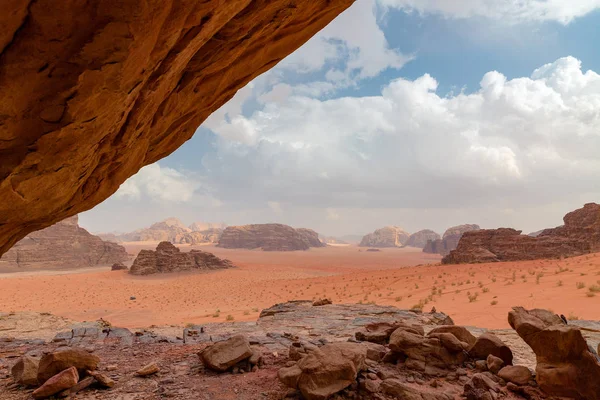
[0,245,598,330]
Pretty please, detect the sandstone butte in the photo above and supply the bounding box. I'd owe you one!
[0,215,128,270]
[217,224,325,251]
[359,226,410,248]
[443,203,600,264]
[0,0,353,257]
[405,229,441,249]
[423,224,481,256]
[129,241,233,275]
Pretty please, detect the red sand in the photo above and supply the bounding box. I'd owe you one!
[1,245,599,329]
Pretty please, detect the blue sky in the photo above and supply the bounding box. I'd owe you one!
[81,0,600,237]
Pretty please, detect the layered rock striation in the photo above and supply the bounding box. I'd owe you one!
[129,241,233,275]
[101,218,223,244]
[0,0,353,257]
[359,226,410,248]
[443,203,600,264]
[217,224,324,251]
[0,216,128,270]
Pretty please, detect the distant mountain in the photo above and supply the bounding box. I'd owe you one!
[218,224,325,251]
[359,226,410,248]
[102,218,224,244]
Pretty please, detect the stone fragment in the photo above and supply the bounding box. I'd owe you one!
[469,333,513,366]
[11,355,40,386]
[463,373,499,400]
[37,347,100,384]
[486,355,504,375]
[136,363,160,376]
[200,335,253,372]
[497,365,532,386]
[58,376,95,396]
[312,298,332,306]
[87,370,115,388]
[428,325,477,348]
[32,367,79,399]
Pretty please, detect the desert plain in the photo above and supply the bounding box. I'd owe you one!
[1,243,599,330]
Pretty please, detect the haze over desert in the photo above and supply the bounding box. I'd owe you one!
[2,244,599,330]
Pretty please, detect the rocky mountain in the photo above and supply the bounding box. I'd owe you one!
[359,226,410,248]
[102,218,223,245]
[217,224,324,251]
[320,236,348,245]
[443,203,600,264]
[0,216,128,270]
[423,224,480,256]
[405,229,441,249]
[129,241,234,275]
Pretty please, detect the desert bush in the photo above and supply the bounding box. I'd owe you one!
[576,282,585,289]
[490,300,498,305]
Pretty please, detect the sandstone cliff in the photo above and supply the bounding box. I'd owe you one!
[442,203,600,264]
[0,216,128,270]
[405,229,441,249]
[359,226,410,248]
[217,224,324,251]
[129,241,233,275]
[0,0,353,257]
[423,224,480,256]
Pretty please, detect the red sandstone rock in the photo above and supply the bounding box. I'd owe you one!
[129,241,233,275]
[443,203,600,264]
[359,226,410,248]
[0,0,353,257]
[37,347,99,385]
[217,224,324,251]
[200,335,253,372]
[508,306,600,399]
[0,216,128,270]
[33,367,79,399]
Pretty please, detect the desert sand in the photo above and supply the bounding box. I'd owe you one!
[0,244,599,329]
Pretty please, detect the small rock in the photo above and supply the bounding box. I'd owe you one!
[136,363,159,377]
[32,366,79,399]
[11,355,40,386]
[497,366,532,386]
[475,360,488,371]
[130,296,136,300]
[106,365,118,372]
[87,370,115,388]
[486,355,504,375]
[469,333,513,366]
[199,335,253,372]
[58,376,95,396]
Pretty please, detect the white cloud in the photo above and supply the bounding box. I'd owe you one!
[201,57,600,211]
[378,0,600,24]
[115,163,198,203]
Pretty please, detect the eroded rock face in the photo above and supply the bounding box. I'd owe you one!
[508,306,600,399]
[129,241,233,275]
[0,216,128,270]
[406,229,441,249]
[443,203,600,264]
[105,218,223,244]
[0,0,353,257]
[217,224,324,251]
[423,224,480,256]
[359,226,410,248]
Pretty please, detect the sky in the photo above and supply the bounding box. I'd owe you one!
[81,0,600,238]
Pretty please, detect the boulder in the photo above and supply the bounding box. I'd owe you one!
[200,335,253,372]
[469,333,513,366]
[11,355,40,386]
[508,306,600,399]
[32,366,79,399]
[312,298,332,306]
[37,347,100,384]
[278,342,366,400]
[356,321,423,344]
[497,366,532,386]
[129,241,233,275]
[0,216,128,270]
[217,224,324,251]
[428,325,476,348]
[443,203,600,264]
[389,327,467,375]
[0,0,353,257]
[359,226,410,248]
[486,354,504,375]
[463,373,500,400]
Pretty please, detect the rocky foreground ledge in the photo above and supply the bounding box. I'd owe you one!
[1,302,600,400]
